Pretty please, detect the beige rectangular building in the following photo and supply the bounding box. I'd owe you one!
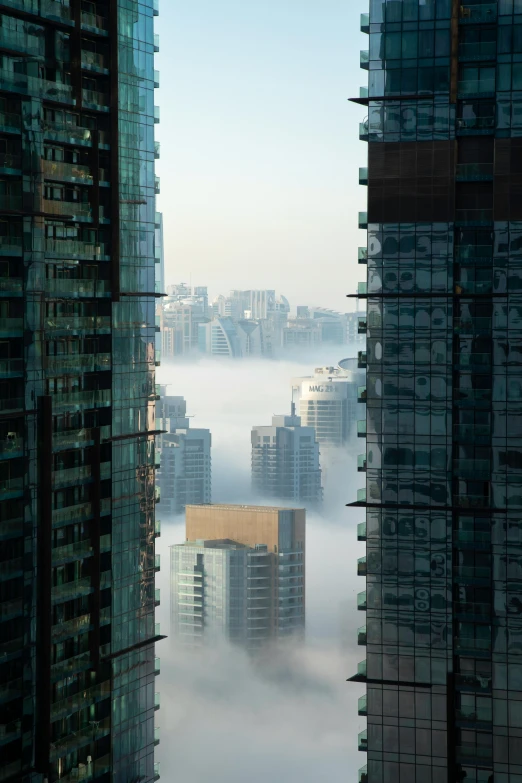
[177,504,306,643]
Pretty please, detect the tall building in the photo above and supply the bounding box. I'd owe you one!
[156,390,211,515]
[171,504,305,647]
[0,2,162,782]
[159,285,209,359]
[352,3,522,783]
[198,316,242,357]
[251,404,322,506]
[292,363,362,448]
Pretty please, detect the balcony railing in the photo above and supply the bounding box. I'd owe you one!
[358,729,368,752]
[459,3,497,23]
[81,8,109,31]
[44,315,111,331]
[47,353,111,374]
[45,238,105,258]
[360,50,369,70]
[357,454,367,472]
[457,78,495,97]
[42,158,93,183]
[457,116,495,132]
[43,199,92,219]
[358,350,367,369]
[51,576,93,603]
[51,389,112,411]
[81,50,108,71]
[358,694,367,715]
[358,247,367,264]
[49,719,111,762]
[357,521,366,541]
[458,41,496,60]
[358,625,367,645]
[455,162,493,181]
[357,420,367,437]
[0,68,73,103]
[360,13,369,32]
[83,89,110,108]
[0,111,21,132]
[357,590,367,610]
[358,211,368,229]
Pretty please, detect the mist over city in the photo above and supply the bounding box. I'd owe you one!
[154,354,365,781]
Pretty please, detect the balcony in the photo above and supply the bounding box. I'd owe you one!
[56,755,111,783]
[455,601,491,621]
[455,244,493,262]
[454,424,490,444]
[459,3,497,23]
[50,680,111,722]
[360,50,369,70]
[155,518,161,537]
[49,719,111,762]
[47,353,111,375]
[0,556,23,582]
[154,33,160,52]
[359,119,369,141]
[360,86,368,99]
[357,420,366,438]
[155,588,161,606]
[40,0,73,23]
[456,116,495,134]
[358,694,367,716]
[51,615,92,644]
[154,70,160,88]
[455,162,493,181]
[357,556,367,576]
[456,744,493,764]
[50,651,91,681]
[357,488,366,503]
[154,692,160,710]
[154,105,160,124]
[45,238,106,259]
[358,386,367,403]
[358,317,367,334]
[358,625,367,645]
[155,553,161,571]
[0,111,21,134]
[45,278,110,297]
[0,476,23,499]
[357,454,367,472]
[0,277,22,296]
[357,521,366,541]
[0,69,74,104]
[155,140,160,159]
[155,657,160,675]
[51,389,112,411]
[357,282,367,295]
[155,175,160,194]
[43,158,93,184]
[358,247,367,264]
[0,435,23,461]
[358,729,368,752]
[0,358,23,378]
[52,539,94,565]
[357,351,367,369]
[0,237,22,256]
[0,193,22,212]
[52,501,93,527]
[154,762,160,781]
[43,199,92,220]
[0,152,21,172]
[44,315,111,332]
[357,590,367,611]
[458,41,496,61]
[455,280,492,294]
[359,766,368,783]
[154,727,160,746]
[51,576,93,604]
[81,50,109,73]
[358,211,368,229]
[0,719,22,748]
[82,89,110,111]
[457,78,495,98]
[454,316,491,335]
[81,8,109,34]
[360,12,369,32]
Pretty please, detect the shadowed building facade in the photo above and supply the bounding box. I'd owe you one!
[352,1,522,782]
[0,1,162,781]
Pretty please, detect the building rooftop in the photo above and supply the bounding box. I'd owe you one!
[185,503,305,513]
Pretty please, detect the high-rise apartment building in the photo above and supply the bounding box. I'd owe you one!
[251,404,322,505]
[171,504,305,646]
[156,390,211,515]
[292,363,362,448]
[0,2,162,781]
[353,3,522,782]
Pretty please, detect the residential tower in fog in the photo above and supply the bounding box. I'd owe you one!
[170,505,305,648]
[251,404,322,506]
[156,390,211,515]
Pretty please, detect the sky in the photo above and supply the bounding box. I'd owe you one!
[155,0,367,312]
[155,356,365,782]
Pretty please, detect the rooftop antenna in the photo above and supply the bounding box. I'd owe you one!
[291,388,296,418]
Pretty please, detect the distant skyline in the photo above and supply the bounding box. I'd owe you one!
[155,0,366,312]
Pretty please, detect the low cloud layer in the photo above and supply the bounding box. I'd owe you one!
[155,356,365,781]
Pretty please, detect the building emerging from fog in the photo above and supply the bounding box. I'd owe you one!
[251,404,322,506]
[292,362,363,448]
[170,505,305,649]
[156,389,211,515]
[0,2,162,781]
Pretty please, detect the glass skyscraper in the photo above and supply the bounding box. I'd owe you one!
[353,1,522,782]
[0,1,162,781]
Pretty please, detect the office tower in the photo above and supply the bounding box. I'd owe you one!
[154,211,165,297]
[351,2,522,782]
[346,311,367,345]
[292,363,361,448]
[251,404,322,506]
[171,504,305,646]
[156,390,211,515]
[282,314,322,349]
[0,2,162,781]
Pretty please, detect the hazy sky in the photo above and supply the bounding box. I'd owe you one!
[156,356,365,781]
[155,0,366,312]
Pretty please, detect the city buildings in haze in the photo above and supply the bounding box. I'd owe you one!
[156,390,211,515]
[351,3,521,783]
[170,504,306,648]
[0,1,161,781]
[292,361,363,448]
[251,404,322,506]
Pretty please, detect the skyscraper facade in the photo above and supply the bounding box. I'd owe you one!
[251,405,322,506]
[182,504,306,640]
[354,2,522,782]
[0,2,161,781]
